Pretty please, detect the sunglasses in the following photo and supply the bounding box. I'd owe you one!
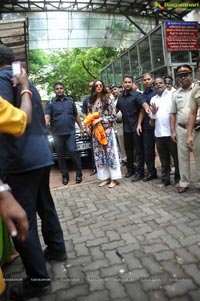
[95,83,103,88]
[88,85,93,88]
[177,73,190,78]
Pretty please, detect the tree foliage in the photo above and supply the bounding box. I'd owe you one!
[29,47,123,100]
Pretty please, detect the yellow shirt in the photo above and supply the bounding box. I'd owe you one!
[0,96,27,136]
[0,267,5,295]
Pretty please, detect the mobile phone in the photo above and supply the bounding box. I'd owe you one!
[12,61,22,85]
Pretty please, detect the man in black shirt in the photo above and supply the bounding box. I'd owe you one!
[137,73,157,182]
[45,82,83,185]
[116,75,151,181]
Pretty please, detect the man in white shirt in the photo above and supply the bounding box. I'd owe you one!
[150,77,180,187]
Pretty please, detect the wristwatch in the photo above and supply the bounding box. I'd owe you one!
[0,184,11,193]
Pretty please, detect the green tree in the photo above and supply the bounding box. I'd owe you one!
[29,47,123,100]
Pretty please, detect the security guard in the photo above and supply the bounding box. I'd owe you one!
[45,82,83,185]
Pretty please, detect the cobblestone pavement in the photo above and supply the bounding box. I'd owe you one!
[2,163,200,301]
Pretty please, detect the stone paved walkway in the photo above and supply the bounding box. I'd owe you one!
[2,163,200,301]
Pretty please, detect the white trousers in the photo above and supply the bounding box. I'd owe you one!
[97,129,122,181]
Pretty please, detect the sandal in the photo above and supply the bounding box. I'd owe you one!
[98,179,110,187]
[108,180,119,188]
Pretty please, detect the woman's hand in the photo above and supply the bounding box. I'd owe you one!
[86,126,91,135]
[92,118,102,127]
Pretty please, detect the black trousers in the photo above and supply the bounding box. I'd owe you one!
[54,134,82,177]
[124,131,142,175]
[7,166,65,287]
[124,131,135,173]
[36,166,66,253]
[143,129,157,175]
[156,136,180,184]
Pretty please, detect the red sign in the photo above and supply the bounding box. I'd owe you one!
[165,21,198,51]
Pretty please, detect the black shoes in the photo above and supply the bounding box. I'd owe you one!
[10,278,51,300]
[131,173,144,182]
[62,174,82,184]
[62,175,69,185]
[90,168,97,176]
[143,174,157,182]
[44,247,67,262]
[76,175,82,184]
[125,170,134,178]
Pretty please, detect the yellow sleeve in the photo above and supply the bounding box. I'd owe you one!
[0,267,6,295]
[0,96,27,136]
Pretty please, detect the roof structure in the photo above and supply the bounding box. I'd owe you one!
[0,0,199,20]
[0,18,29,70]
[1,1,199,49]
[0,1,199,69]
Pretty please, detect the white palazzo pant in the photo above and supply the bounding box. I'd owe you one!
[97,128,122,181]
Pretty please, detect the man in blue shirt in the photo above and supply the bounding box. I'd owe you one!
[0,45,66,300]
[45,82,83,185]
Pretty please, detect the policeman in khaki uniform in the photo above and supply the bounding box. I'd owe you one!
[187,82,200,188]
[170,65,200,193]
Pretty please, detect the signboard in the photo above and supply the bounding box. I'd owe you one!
[165,21,198,51]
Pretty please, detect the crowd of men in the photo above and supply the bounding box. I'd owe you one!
[113,63,200,193]
[0,41,200,300]
[41,62,200,194]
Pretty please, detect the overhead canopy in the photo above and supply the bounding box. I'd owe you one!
[0,0,198,19]
[0,1,199,50]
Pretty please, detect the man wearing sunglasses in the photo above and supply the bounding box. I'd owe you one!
[163,74,176,92]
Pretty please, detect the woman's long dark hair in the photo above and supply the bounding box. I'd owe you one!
[89,79,109,113]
